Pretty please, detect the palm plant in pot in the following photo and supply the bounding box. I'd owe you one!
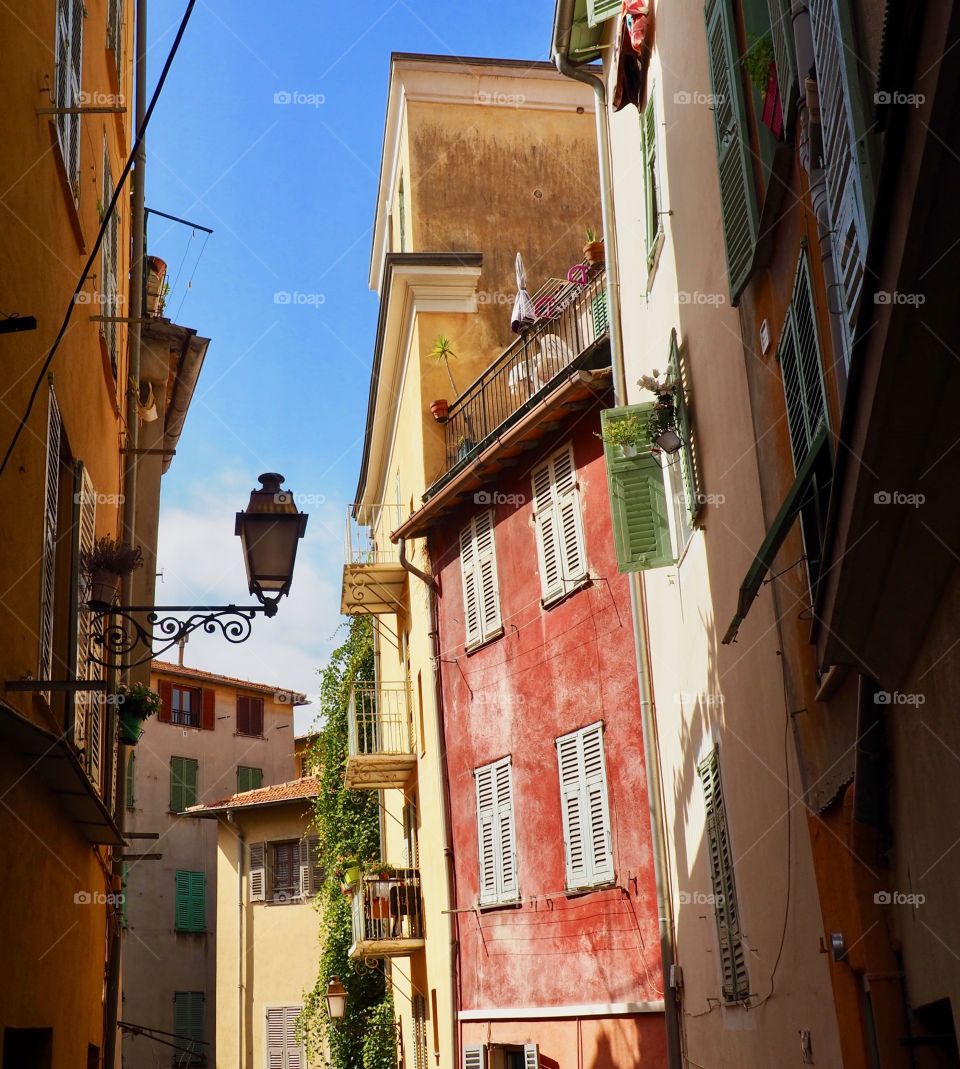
[429,335,459,422]
[81,536,144,608]
[115,681,162,744]
[583,226,605,264]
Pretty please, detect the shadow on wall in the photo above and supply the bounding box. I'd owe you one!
[587,1031,613,1069]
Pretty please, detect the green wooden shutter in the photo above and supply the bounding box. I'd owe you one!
[767,0,797,122]
[174,870,205,932]
[171,757,198,812]
[601,405,674,572]
[705,0,759,300]
[586,0,620,25]
[697,748,749,1001]
[173,991,203,1052]
[184,757,198,808]
[237,766,263,793]
[174,870,190,929]
[121,863,129,928]
[642,95,660,266]
[125,752,135,809]
[591,290,609,338]
[667,332,702,521]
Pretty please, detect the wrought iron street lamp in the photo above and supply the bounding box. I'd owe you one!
[324,977,348,1019]
[88,473,308,669]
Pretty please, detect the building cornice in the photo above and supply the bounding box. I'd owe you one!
[458,1001,665,1021]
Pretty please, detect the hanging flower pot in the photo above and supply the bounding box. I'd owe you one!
[145,256,168,318]
[82,537,144,609]
[115,682,162,745]
[89,569,122,608]
[430,399,449,423]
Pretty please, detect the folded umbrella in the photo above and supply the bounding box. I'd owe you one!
[511,251,536,333]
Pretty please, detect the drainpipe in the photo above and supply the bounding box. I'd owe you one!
[553,9,682,1069]
[398,538,459,1069]
[228,811,245,1069]
[103,1,148,1065]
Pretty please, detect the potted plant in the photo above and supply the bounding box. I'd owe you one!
[334,856,362,894]
[743,35,782,139]
[638,369,683,454]
[116,682,161,744]
[146,256,167,317]
[583,226,605,264]
[81,536,144,608]
[456,435,476,463]
[599,410,645,457]
[430,398,449,423]
[430,335,460,395]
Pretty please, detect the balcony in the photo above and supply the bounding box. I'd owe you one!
[341,503,408,616]
[346,682,416,790]
[349,870,424,959]
[434,265,609,494]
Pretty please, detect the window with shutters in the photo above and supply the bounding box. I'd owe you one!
[125,751,135,808]
[641,92,663,274]
[172,685,201,726]
[174,870,206,933]
[475,757,518,905]
[777,250,832,596]
[462,1044,487,1069]
[106,0,123,79]
[601,406,675,573]
[236,694,264,736]
[39,389,62,696]
[172,991,204,1063]
[237,765,263,793]
[586,0,620,25]
[265,1005,304,1069]
[100,140,119,376]
[459,509,502,648]
[249,841,266,902]
[73,462,104,790]
[170,756,198,812]
[697,747,749,1002]
[413,995,430,1069]
[270,841,300,902]
[704,0,759,301]
[531,445,588,605]
[299,836,323,899]
[556,722,614,889]
[54,0,84,197]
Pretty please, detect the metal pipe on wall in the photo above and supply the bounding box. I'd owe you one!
[552,8,682,1068]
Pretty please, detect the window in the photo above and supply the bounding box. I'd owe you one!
[237,765,263,793]
[777,250,831,595]
[170,756,198,812]
[39,388,61,695]
[174,870,206,932]
[462,1045,487,1069]
[556,722,613,888]
[125,752,135,809]
[106,0,123,79]
[475,757,518,905]
[236,694,264,736]
[172,991,204,1062]
[413,995,429,1069]
[74,461,104,791]
[265,1005,304,1069]
[460,510,502,648]
[641,93,663,273]
[172,686,201,727]
[704,0,759,300]
[601,405,674,572]
[54,0,84,195]
[697,746,749,1002]
[249,838,321,903]
[100,141,119,376]
[531,445,588,604]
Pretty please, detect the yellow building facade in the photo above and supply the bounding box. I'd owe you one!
[190,779,323,1069]
[344,53,599,1068]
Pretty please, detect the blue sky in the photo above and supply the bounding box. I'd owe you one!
[147,1,558,730]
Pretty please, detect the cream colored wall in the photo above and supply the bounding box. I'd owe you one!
[122,677,296,1069]
[215,805,321,1069]
[604,19,843,1067]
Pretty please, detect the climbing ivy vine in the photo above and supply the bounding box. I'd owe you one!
[299,616,395,1068]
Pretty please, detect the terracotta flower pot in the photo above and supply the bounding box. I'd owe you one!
[583,241,605,264]
[89,570,121,608]
[430,399,449,422]
[145,257,168,318]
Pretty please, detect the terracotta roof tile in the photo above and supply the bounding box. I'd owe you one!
[187,776,320,813]
[151,659,309,705]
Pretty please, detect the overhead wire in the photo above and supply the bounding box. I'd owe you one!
[0,0,199,480]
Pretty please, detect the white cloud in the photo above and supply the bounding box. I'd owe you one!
[156,472,348,733]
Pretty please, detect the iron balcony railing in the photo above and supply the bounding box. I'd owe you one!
[344,503,406,566]
[440,266,608,480]
[347,682,413,758]
[351,870,423,948]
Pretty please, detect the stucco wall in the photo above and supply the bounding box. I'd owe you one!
[122,672,297,1069]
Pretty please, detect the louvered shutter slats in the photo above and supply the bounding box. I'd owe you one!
[532,447,587,602]
[558,723,613,888]
[249,842,266,902]
[460,510,501,647]
[524,1044,540,1069]
[463,1045,486,1069]
[586,0,620,25]
[475,758,517,904]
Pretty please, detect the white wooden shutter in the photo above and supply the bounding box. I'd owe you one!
[298,838,309,898]
[460,521,481,647]
[39,389,62,693]
[249,842,266,902]
[55,0,83,193]
[284,1005,303,1069]
[532,460,563,601]
[533,447,586,603]
[475,764,497,904]
[557,723,612,888]
[462,1045,486,1069]
[475,758,517,904]
[460,510,502,647]
[299,836,322,897]
[266,1007,285,1069]
[524,1044,540,1069]
[73,464,95,755]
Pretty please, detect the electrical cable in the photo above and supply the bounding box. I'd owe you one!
[0,0,198,480]
[172,228,210,322]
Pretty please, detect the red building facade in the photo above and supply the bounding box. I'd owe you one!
[422,393,666,1068]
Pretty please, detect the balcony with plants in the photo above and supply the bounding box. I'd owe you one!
[345,681,416,790]
[348,866,424,959]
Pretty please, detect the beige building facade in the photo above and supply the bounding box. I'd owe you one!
[122,662,304,1067]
